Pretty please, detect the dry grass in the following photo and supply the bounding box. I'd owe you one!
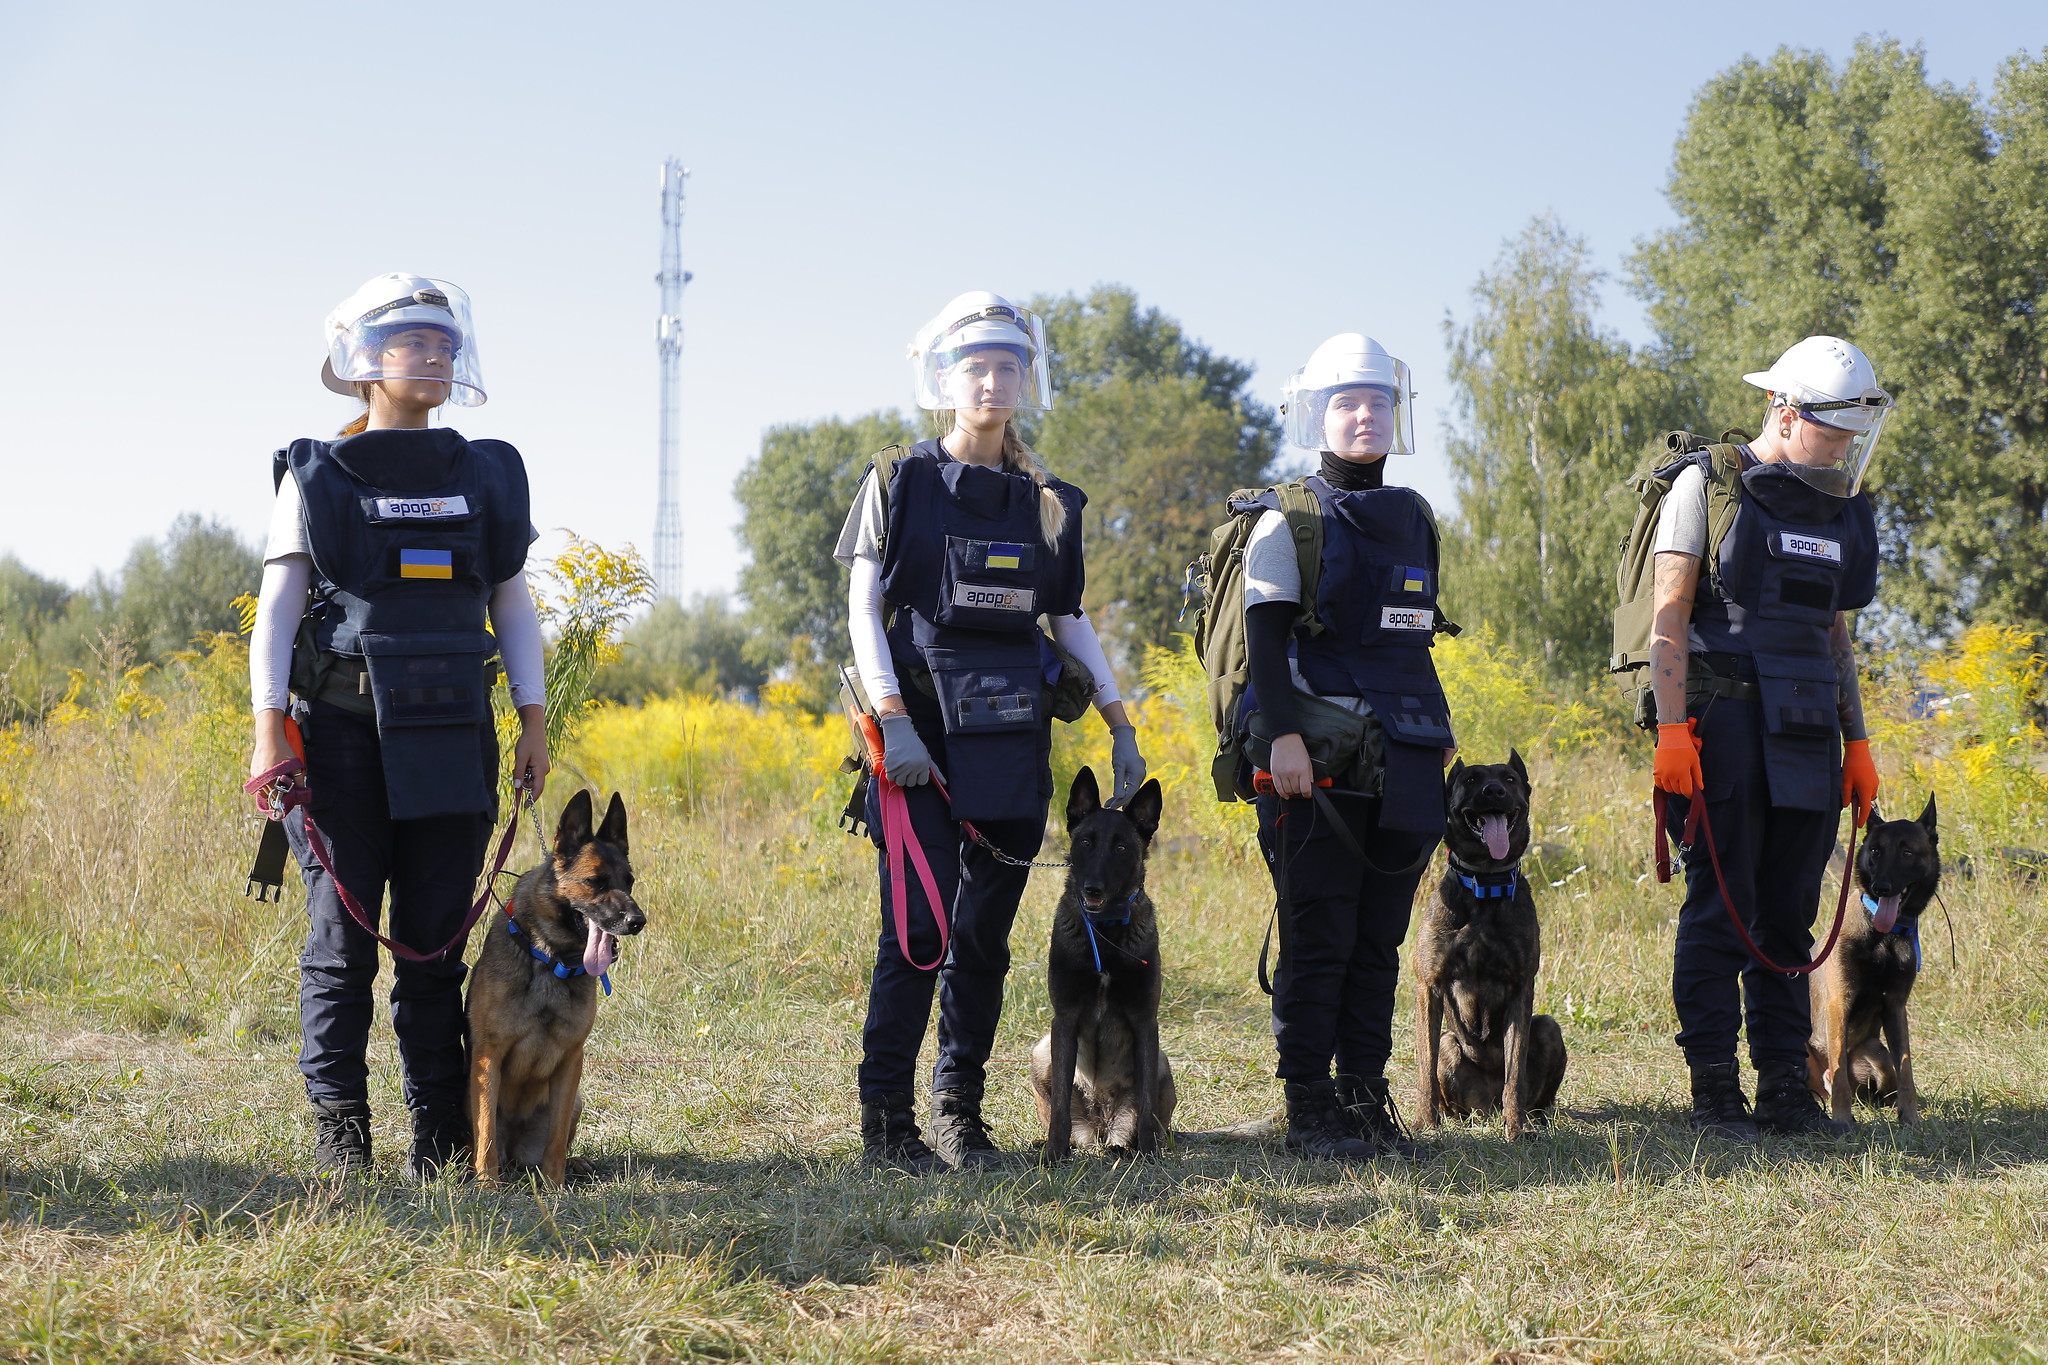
[2,634,2047,1361]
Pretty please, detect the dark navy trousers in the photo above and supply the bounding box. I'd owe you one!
[856,725,1048,1102]
[1664,693,1839,1069]
[1257,791,1437,1083]
[284,700,497,1111]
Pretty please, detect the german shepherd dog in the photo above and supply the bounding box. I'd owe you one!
[1414,753,1566,1139]
[1031,767,1176,1160]
[1807,795,1940,1125]
[468,790,645,1184]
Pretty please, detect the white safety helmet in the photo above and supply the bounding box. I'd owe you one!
[1281,333,1415,457]
[321,273,485,407]
[1743,335,1892,495]
[908,291,1051,413]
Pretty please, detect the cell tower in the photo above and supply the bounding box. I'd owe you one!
[652,157,693,601]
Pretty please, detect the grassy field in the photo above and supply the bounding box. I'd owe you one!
[3,630,2048,1362]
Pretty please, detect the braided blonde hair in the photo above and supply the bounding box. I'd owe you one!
[943,416,1066,548]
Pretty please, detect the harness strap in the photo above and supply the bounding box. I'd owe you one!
[1652,785,1857,977]
[243,758,528,964]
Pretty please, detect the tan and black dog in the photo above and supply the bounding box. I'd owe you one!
[1414,753,1566,1139]
[468,789,644,1184]
[1807,795,1940,1126]
[1031,767,1175,1160]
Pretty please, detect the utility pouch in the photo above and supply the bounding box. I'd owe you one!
[1751,650,1840,811]
[1242,691,1382,795]
[1354,683,1455,834]
[934,534,1041,633]
[924,642,1045,823]
[1039,628,1096,723]
[359,631,493,820]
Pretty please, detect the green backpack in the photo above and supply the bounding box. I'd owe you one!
[1609,430,1750,727]
[1188,482,1328,802]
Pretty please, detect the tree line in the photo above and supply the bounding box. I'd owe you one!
[5,40,2041,718]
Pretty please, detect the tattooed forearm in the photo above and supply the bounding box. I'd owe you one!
[1832,612,1867,741]
[1650,552,1701,726]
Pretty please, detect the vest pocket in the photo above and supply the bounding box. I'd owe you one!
[355,631,493,727]
[923,645,1043,736]
[1751,651,1838,739]
[1760,533,1842,626]
[934,535,1041,632]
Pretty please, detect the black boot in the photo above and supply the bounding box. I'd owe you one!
[312,1099,373,1173]
[1336,1074,1420,1159]
[1687,1061,1760,1142]
[930,1086,1007,1171]
[1753,1059,1855,1137]
[408,1099,471,1180]
[860,1092,943,1173]
[1284,1079,1374,1161]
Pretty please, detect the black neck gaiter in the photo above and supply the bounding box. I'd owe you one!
[1319,451,1386,491]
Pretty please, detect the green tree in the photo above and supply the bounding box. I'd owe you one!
[1632,40,2048,635]
[48,514,261,667]
[594,593,767,702]
[1029,286,1277,658]
[1443,216,1694,678]
[733,409,918,682]
[0,556,74,720]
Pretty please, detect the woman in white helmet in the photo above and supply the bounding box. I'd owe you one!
[832,290,1149,1170]
[1237,332,1455,1161]
[245,274,549,1177]
[1647,334,1887,1141]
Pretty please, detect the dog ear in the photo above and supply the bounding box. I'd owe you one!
[1123,778,1163,843]
[1508,748,1529,786]
[597,792,629,852]
[555,788,595,858]
[1444,757,1465,792]
[1919,792,1938,842]
[1066,766,1101,830]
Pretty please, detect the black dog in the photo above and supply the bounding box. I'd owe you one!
[1807,795,1940,1125]
[1413,752,1566,1139]
[1030,767,1174,1160]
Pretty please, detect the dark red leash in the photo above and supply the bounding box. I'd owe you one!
[244,758,530,963]
[1654,785,1859,977]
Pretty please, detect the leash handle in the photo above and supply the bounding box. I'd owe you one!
[1251,768,1331,797]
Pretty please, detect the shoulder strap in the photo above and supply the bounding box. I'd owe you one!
[1698,443,1744,599]
[868,444,904,558]
[1272,480,1326,638]
[271,447,290,493]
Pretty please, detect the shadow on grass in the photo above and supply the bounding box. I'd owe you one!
[6,1092,2046,1285]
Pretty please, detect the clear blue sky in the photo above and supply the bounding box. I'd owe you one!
[1,2,2035,596]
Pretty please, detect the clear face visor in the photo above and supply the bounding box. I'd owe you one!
[910,304,1052,412]
[1782,393,1891,496]
[325,281,485,407]
[1282,370,1415,457]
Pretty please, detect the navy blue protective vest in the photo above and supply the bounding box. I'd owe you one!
[284,427,530,820]
[1276,475,1454,834]
[1691,461,1877,811]
[877,441,1087,823]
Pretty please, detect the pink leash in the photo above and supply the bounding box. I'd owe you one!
[244,758,529,963]
[876,769,950,971]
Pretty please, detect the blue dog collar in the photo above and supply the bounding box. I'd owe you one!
[1080,893,1141,972]
[1456,869,1521,900]
[506,914,612,996]
[1861,894,1921,970]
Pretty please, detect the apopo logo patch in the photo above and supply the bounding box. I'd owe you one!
[1380,605,1434,631]
[953,582,1035,613]
[1776,532,1843,565]
[372,495,472,520]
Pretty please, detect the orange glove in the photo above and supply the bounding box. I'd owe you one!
[1654,720,1704,798]
[1842,738,1879,827]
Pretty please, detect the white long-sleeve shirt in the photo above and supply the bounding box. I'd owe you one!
[249,474,546,714]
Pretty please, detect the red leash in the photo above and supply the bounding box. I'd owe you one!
[244,758,531,963]
[1654,785,1859,977]
[874,770,950,971]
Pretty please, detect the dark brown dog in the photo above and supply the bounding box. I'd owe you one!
[468,790,645,1184]
[1807,795,1940,1126]
[1414,752,1565,1139]
[1030,767,1175,1160]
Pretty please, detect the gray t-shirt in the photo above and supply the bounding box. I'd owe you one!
[1651,464,1709,652]
[832,469,887,568]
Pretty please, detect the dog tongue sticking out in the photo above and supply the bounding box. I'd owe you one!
[1480,813,1512,862]
[1872,894,1902,934]
[583,917,618,979]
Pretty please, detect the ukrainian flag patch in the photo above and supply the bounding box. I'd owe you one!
[1397,566,1431,595]
[984,541,1028,570]
[399,548,454,580]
